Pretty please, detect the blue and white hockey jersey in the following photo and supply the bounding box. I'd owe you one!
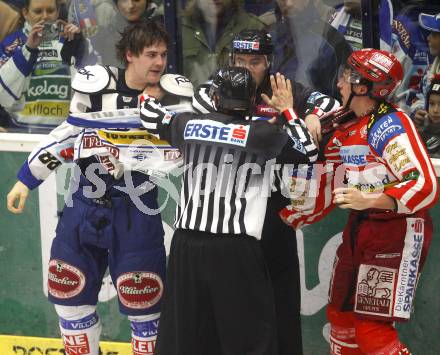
[17,66,187,190]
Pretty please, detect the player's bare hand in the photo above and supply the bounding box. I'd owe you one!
[413,109,427,127]
[7,181,30,214]
[304,113,322,144]
[143,85,165,101]
[261,73,293,112]
[333,187,374,210]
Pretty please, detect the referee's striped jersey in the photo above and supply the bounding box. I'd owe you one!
[141,102,319,239]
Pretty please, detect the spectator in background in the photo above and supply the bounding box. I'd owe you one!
[329,0,363,51]
[411,12,440,123]
[0,1,21,42]
[0,0,94,131]
[416,78,440,158]
[388,6,430,114]
[271,0,352,99]
[0,0,21,131]
[69,0,116,36]
[181,0,267,87]
[313,0,337,22]
[69,0,162,66]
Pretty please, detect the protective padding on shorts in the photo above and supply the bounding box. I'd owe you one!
[49,184,166,316]
[354,318,408,355]
[129,313,160,355]
[55,305,101,355]
[327,305,362,355]
[329,212,433,323]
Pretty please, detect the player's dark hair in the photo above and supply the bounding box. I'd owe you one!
[116,21,169,65]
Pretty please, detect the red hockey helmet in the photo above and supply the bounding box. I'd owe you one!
[345,48,403,98]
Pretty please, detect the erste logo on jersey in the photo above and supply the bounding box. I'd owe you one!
[340,145,370,166]
[233,40,260,51]
[117,272,163,309]
[184,119,249,147]
[369,114,405,154]
[48,259,86,299]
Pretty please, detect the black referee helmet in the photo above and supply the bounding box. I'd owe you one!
[209,67,257,116]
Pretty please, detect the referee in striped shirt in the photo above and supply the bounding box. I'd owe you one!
[141,67,317,355]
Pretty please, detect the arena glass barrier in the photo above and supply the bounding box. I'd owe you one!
[0,133,439,355]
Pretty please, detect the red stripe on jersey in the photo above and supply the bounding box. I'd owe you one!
[385,179,417,201]
[385,111,438,211]
[399,112,438,210]
[283,108,299,125]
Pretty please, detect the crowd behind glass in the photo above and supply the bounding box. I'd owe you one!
[0,0,439,158]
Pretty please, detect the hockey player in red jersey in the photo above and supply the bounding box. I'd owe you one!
[281,48,438,354]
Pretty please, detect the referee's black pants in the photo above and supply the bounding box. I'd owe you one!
[261,191,303,355]
[155,229,278,355]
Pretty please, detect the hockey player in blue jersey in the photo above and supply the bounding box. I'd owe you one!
[6,21,193,355]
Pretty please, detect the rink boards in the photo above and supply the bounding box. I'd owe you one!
[0,135,439,354]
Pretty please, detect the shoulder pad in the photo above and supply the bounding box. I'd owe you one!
[160,74,194,98]
[71,65,111,94]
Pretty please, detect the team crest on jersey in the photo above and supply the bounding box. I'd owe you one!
[355,264,396,318]
[184,119,249,147]
[117,272,163,309]
[48,260,86,299]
